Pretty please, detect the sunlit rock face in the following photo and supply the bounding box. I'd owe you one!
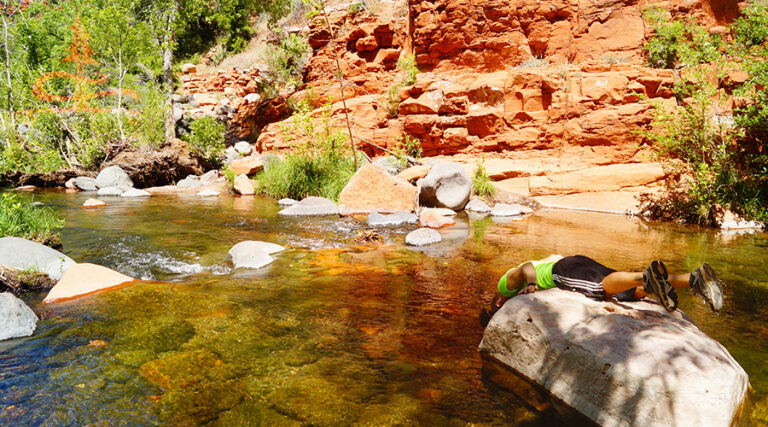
[479,288,749,426]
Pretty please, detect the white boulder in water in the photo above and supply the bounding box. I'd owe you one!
[0,293,38,341]
[278,196,338,216]
[405,228,441,246]
[0,237,75,280]
[121,189,151,198]
[465,198,491,213]
[95,166,133,189]
[490,203,532,217]
[228,241,284,269]
[96,186,125,196]
[479,288,749,426]
[367,212,418,227]
[44,263,136,303]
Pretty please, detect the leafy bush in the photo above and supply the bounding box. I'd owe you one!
[472,159,496,198]
[265,33,310,89]
[392,135,422,168]
[642,8,722,68]
[387,85,401,118]
[0,192,64,247]
[258,101,356,201]
[732,2,768,49]
[187,117,226,165]
[348,2,366,15]
[397,54,419,86]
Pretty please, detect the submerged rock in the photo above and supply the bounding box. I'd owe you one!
[83,198,107,208]
[73,176,98,191]
[227,241,278,269]
[491,203,533,217]
[278,198,298,206]
[417,162,471,210]
[44,263,136,303]
[479,288,749,426]
[279,197,339,216]
[465,198,491,213]
[405,228,442,246]
[96,186,125,196]
[121,189,151,198]
[367,212,418,227]
[0,293,38,341]
[95,165,134,189]
[337,164,418,215]
[0,237,75,280]
[419,208,456,229]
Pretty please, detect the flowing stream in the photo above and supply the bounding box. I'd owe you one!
[1,191,767,425]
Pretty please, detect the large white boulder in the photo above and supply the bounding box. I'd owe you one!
[479,288,749,426]
[337,164,418,215]
[417,162,471,210]
[95,165,133,189]
[0,293,38,341]
[0,237,75,280]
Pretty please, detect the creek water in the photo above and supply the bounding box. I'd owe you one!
[1,191,767,425]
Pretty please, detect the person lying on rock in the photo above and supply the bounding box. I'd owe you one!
[481,255,723,327]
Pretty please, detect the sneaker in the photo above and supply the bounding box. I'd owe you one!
[690,263,724,311]
[643,260,678,312]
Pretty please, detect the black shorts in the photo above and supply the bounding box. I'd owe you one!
[551,255,637,301]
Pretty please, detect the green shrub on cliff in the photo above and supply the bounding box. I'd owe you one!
[0,193,64,247]
[186,117,226,165]
[397,54,419,86]
[643,7,722,68]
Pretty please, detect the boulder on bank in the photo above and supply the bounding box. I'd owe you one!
[230,156,264,175]
[405,228,442,246]
[479,288,749,426]
[227,241,284,269]
[0,293,38,341]
[0,237,75,281]
[417,162,471,210]
[95,165,133,189]
[465,198,491,213]
[367,212,418,227]
[372,156,403,176]
[96,186,125,196]
[43,263,136,303]
[233,174,255,195]
[279,197,339,216]
[337,164,418,216]
[73,176,98,191]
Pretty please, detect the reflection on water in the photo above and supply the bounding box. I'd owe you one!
[1,191,767,425]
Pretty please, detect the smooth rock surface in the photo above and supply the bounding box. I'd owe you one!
[230,156,264,175]
[465,198,492,213]
[96,186,125,196]
[83,198,107,208]
[405,228,442,246]
[121,189,151,198]
[228,242,280,269]
[419,208,456,229]
[279,197,339,216]
[491,203,532,217]
[176,177,202,189]
[73,177,98,191]
[479,288,749,426]
[278,198,298,206]
[397,165,431,181]
[197,190,219,197]
[372,156,403,176]
[367,212,418,227]
[234,141,253,155]
[0,293,38,341]
[417,162,471,210]
[233,174,255,195]
[338,164,418,215]
[95,166,133,189]
[199,170,219,185]
[0,237,75,280]
[44,263,136,303]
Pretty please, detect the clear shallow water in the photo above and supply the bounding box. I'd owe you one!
[1,191,767,425]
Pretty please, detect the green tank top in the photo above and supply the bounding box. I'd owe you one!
[497,260,557,297]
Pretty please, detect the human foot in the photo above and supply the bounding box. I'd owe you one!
[643,260,678,312]
[690,263,724,311]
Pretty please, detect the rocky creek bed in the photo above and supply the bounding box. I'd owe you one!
[1,191,767,425]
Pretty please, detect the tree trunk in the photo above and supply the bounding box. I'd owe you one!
[162,0,178,144]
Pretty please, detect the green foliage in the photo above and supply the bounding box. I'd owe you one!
[472,159,496,198]
[264,33,310,90]
[732,2,768,49]
[391,135,422,168]
[186,117,226,165]
[257,101,355,201]
[222,165,236,188]
[642,7,722,68]
[397,54,419,86]
[0,193,64,246]
[514,56,550,69]
[348,2,366,15]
